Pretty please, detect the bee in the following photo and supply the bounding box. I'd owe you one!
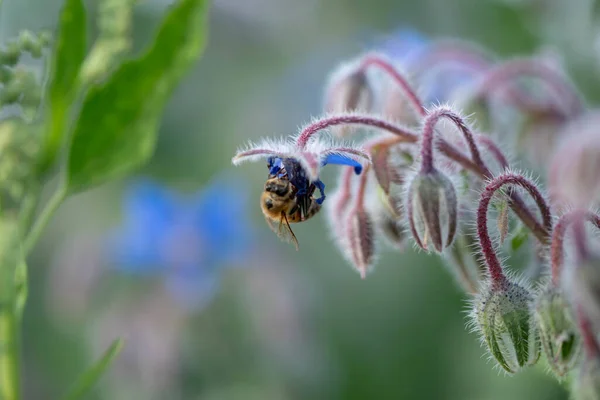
[261,158,322,250]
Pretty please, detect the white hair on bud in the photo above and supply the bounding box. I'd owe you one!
[231,137,293,165]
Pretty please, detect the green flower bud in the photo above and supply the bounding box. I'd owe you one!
[534,285,580,378]
[573,357,600,400]
[0,42,21,66]
[0,118,41,214]
[471,279,540,374]
[406,170,457,253]
[18,30,43,58]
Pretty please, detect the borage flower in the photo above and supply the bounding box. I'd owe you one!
[110,176,254,310]
[232,129,371,248]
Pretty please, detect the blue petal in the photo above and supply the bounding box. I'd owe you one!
[192,177,254,264]
[322,154,363,175]
[374,28,429,64]
[314,180,326,204]
[110,179,177,273]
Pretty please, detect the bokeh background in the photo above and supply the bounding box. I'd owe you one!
[2,0,600,398]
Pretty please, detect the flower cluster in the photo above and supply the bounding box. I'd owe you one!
[233,31,600,397]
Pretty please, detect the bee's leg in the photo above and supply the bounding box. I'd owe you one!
[314,180,326,204]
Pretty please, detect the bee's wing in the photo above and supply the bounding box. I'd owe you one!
[265,213,299,250]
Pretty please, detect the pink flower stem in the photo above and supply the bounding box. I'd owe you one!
[477,173,553,288]
[359,54,426,117]
[475,59,584,116]
[296,114,548,243]
[296,115,418,149]
[578,306,600,358]
[420,107,484,174]
[550,210,600,284]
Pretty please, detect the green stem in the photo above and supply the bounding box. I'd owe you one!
[0,302,19,400]
[23,185,66,255]
[0,221,24,400]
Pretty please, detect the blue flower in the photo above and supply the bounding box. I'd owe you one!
[109,175,254,310]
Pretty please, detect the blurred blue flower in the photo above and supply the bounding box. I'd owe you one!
[109,175,254,310]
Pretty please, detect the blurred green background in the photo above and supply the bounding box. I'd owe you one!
[2,0,599,398]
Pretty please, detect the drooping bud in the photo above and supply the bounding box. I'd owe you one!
[323,61,373,137]
[549,111,600,209]
[534,285,580,378]
[573,357,600,400]
[406,169,458,252]
[346,206,376,279]
[372,185,406,250]
[471,279,540,374]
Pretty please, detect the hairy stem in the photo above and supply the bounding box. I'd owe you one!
[296,114,418,149]
[578,306,600,358]
[296,114,548,243]
[477,173,553,288]
[420,107,484,173]
[475,58,583,116]
[550,210,600,284]
[359,54,426,117]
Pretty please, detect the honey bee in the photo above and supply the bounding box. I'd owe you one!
[261,159,322,250]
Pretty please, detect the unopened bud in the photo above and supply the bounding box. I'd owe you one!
[373,186,406,250]
[549,112,600,208]
[346,207,376,278]
[573,357,600,400]
[406,169,457,252]
[534,285,580,378]
[18,30,43,58]
[471,279,540,374]
[324,61,373,137]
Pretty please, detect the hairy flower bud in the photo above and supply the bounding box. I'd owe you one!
[534,285,580,378]
[324,62,373,137]
[471,280,540,374]
[573,357,600,400]
[406,170,457,252]
[346,206,376,278]
[371,185,406,250]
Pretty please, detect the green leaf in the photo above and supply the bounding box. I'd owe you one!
[39,0,87,173]
[66,0,210,193]
[510,223,530,252]
[61,338,124,400]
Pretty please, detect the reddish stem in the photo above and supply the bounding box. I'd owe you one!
[550,210,600,284]
[295,114,548,243]
[475,135,509,169]
[420,107,484,174]
[578,306,600,358]
[477,173,553,288]
[475,58,583,116]
[296,115,418,149]
[359,54,426,117]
